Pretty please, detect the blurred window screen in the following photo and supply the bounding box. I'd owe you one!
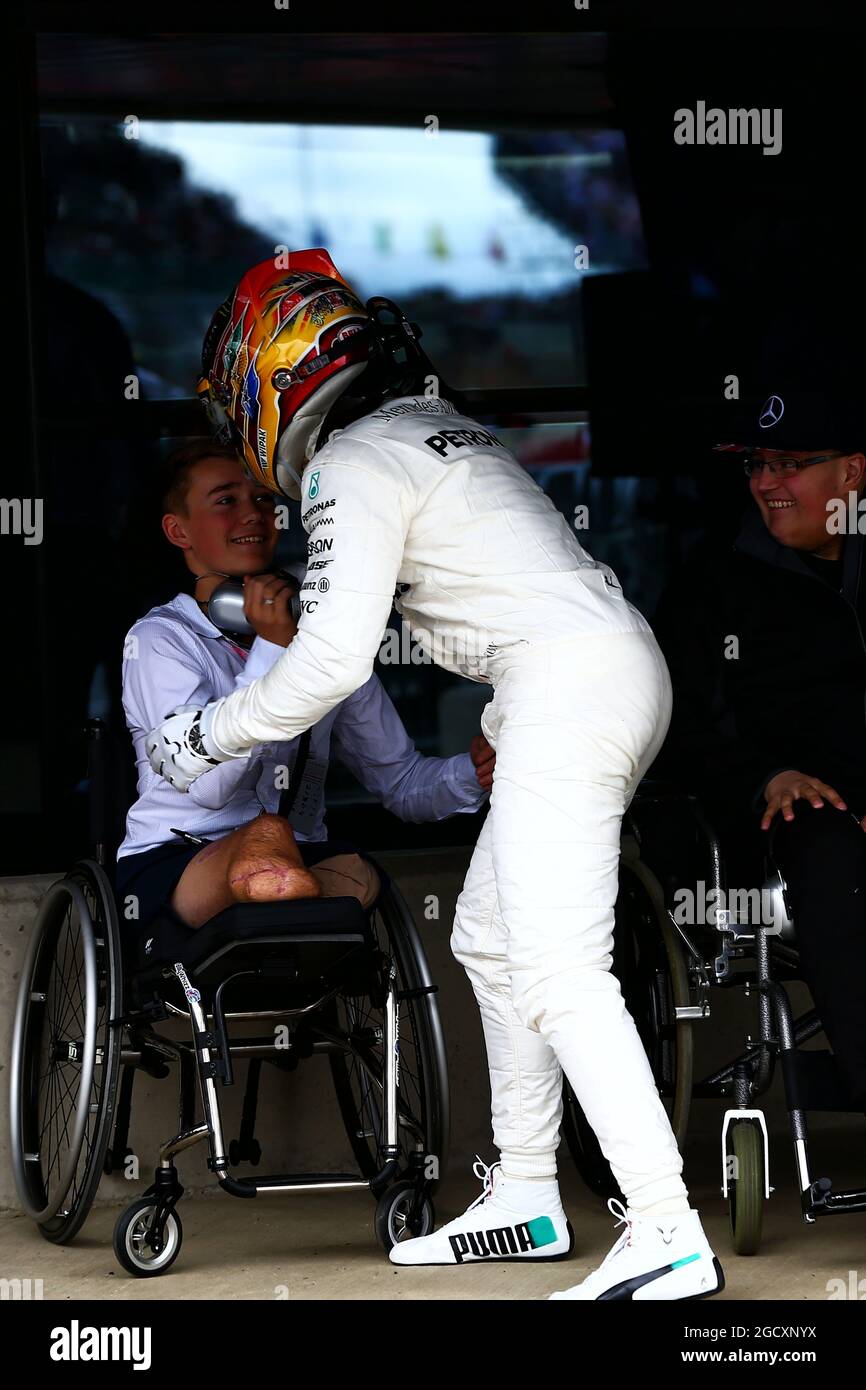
[40,118,648,397]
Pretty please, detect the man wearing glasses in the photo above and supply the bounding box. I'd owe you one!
[658,385,866,1111]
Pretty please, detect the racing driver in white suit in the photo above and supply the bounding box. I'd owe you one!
[147,250,724,1300]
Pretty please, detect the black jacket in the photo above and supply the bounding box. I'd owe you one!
[654,505,866,819]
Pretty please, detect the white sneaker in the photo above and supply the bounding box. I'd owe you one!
[389,1158,574,1266]
[549,1198,724,1300]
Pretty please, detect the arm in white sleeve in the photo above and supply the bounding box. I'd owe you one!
[123,627,283,811]
[207,447,415,754]
[235,635,292,686]
[331,674,488,822]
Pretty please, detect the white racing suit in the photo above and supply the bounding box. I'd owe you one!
[199,395,684,1205]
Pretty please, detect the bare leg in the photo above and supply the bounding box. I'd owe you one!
[308,854,381,909]
[170,814,321,928]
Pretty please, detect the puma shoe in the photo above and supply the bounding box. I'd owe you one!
[549,1198,724,1300]
[389,1157,574,1266]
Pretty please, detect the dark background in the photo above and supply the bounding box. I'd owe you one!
[7,19,865,873]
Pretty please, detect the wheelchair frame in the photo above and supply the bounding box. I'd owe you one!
[10,720,450,1274]
[629,787,866,1235]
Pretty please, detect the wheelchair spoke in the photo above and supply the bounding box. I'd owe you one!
[35,901,96,1202]
[52,906,82,1042]
[41,1064,78,1185]
[11,863,123,1238]
[329,895,434,1176]
[48,916,86,1057]
[36,946,88,1196]
[39,1066,59,1201]
[39,1063,75,1150]
[56,934,87,1047]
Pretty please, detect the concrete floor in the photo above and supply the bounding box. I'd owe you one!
[3,1138,864,1301]
[6,861,864,1305]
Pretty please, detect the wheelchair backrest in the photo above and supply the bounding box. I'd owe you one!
[85,718,138,875]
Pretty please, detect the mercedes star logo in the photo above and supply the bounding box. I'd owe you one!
[758,394,785,429]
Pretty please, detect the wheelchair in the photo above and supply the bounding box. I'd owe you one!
[9,720,449,1276]
[561,781,866,1256]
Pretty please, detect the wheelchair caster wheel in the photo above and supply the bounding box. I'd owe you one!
[114,1198,183,1277]
[375,1180,435,1252]
[728,1121,765,1256]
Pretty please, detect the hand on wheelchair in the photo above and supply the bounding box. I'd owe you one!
[760,769,861,832]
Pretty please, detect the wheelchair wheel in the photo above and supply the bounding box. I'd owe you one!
[9,862,122,1243]
[329,876,450,1192]
[114,1198,183,1277]
[375,1180,436,1252]
[562,857,694,1200]
[728,1121,765,1255]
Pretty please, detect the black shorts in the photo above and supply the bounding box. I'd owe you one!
[115,835,364,934]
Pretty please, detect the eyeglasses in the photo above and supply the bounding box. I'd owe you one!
[742,451,844,478]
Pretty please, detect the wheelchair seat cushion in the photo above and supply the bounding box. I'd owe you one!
[131,905,197,973]
[177,896,371,968]
[128,895,374,1003]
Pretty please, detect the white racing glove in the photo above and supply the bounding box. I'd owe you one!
[145,701,238,792]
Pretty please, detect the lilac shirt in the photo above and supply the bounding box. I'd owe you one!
[119,593,487,857]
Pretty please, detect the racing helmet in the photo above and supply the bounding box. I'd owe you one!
[198,249,375,500]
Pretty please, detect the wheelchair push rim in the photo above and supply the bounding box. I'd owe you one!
[328,875,450,1189]
[10,864,122,1233]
